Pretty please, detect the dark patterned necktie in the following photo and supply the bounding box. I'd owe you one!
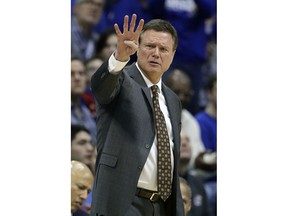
[151,85,172,201]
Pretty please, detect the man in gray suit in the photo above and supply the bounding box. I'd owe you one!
[90,14,185,216]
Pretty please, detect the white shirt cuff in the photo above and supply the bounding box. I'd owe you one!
[108,52,130,74]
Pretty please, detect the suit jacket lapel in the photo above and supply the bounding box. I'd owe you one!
[126,63,153,109]
[126,64,179,144]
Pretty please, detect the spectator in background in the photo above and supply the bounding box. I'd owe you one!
[195,73,216,154]
[165,68,206,169]
[71,0,105,61]
[71,124,96,174]
[71,124,97,214]
[195,73,217,216]
[200,16,217,108]
[179,131,213,216]
[71,57,97,143]
[159,0,216,115]
[95,28,117,61]
[82,57,104,119]
[85,57,104,86]
[71,160,94,216]
[179,177,192,216]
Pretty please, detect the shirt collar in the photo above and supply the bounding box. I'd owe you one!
[135,62,162,93]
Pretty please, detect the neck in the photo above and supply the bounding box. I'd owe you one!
[178,162,189,176]
[205,102,216,118]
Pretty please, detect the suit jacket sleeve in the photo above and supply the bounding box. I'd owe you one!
[90,60,123,105]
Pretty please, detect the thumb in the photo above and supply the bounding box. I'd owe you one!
[124,40,138,50]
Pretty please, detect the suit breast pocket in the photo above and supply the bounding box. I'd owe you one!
[94,153,118,192]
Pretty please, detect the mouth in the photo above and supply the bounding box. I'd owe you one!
[75,201,83,208]
[85,153,93,158]
[148,61,160,66]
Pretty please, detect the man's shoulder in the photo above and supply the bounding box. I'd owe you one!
[72,209,89,216]
[182,109,196,120]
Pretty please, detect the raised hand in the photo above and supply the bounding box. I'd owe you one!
[114,14,144,62]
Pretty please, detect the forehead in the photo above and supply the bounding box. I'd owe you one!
[173,81,190,91]
[71,60,85,70]
[141,30,174,47]
[72,171,93,186]
[87,59,103,68]
[74,131,91,140]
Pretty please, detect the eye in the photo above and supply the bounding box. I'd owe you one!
[78,139,92,145]
[160,47,168,52]
[78,184,85,190]
[146,44,154,49]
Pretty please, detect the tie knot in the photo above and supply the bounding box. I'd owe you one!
[151,85,159,95]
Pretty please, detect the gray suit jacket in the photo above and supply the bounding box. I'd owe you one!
[90,61,184,216]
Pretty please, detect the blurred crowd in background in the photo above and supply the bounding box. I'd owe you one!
[71,0,217,215]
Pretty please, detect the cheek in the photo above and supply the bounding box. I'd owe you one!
[71,187,77,200]
[138,48,149,58]
[162,54,173,66]
[71,145,84,156]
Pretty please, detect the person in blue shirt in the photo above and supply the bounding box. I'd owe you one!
[195,73,216,216]
[71,57,97,143]
[195,73,216,152]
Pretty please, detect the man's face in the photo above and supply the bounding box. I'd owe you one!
[169,71,192,109]
[137,30,175,83]
[71,168,94,213]
[208,81,217,108]
[100,34,117,61]
[174,84,191,109]
[86,58,103,86]
[71,59,86,96]
[74,0,104,25]
[180,132,192,164]
[71,131,94,165]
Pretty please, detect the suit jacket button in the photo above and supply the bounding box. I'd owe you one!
[138,166,141,170]
[145,144,150,148]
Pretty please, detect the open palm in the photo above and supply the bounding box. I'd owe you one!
[114,14,144,61]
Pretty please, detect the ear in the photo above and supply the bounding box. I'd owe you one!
[170,50,176,64]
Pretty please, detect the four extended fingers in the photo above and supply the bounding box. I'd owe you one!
[115,14,144,35]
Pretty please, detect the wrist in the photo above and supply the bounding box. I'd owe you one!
[114,51,129,62]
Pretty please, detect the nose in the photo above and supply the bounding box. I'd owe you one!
[86,143,94,151]
[80,190,89,200]
[181,141,187,148]
[152,47,160,57]
[73,72,82,81]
